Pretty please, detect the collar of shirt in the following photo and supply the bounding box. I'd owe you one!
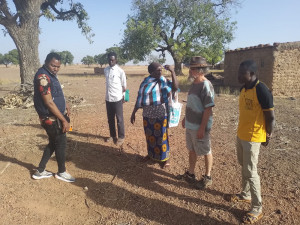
[244,78,258,90]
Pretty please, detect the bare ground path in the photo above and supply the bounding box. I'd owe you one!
[0,65,299,224]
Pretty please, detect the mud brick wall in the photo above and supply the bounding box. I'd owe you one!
[94,67,104,74]
[272,42,300,96]
[224,41,300,96]
[224,45,274,88]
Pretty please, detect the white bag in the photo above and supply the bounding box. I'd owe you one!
[169,92,183,127]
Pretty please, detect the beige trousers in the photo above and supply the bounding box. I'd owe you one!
[236,137,262,213]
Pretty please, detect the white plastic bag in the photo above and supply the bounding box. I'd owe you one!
[169,92,182,127]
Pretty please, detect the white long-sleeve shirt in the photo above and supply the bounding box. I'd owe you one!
[104,65,126,102]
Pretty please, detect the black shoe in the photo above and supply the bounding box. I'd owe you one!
[176,171,196,183]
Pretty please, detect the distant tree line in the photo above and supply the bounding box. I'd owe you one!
[82,46,129,67]
[0,49,19,67]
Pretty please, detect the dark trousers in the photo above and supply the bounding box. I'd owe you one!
[37,121,66,173]
[106,100,125,139]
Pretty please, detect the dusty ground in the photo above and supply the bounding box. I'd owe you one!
[0,65,299,225]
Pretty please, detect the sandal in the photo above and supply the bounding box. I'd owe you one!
[229,194,251,204]
[242,212,263,224]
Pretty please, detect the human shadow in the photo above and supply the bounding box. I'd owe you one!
[0,152,35,172]
[66,136,244,223]
[13,123,41,129]
[69,130,106,141]
[74,178,235,225]
[5,123,244,222]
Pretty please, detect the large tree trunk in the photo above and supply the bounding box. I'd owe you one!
[174,59,183,76]
[4,0,44,86]
[8,27,41,86]
[170,52,183,76]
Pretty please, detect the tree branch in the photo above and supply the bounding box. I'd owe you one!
[0,0,13,25]
[160,30,170,46]
[170,17,178,39]
[49,3,77,19]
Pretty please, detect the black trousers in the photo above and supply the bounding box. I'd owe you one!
[106,100,125,139]
[37,120,66,173]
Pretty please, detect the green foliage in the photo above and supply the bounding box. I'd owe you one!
[121,0,238,73]
[94,54,106,67]
[105,46,129,65]
[57,51,74,66]
[0,53,3,64]
[122,18,160,61]
[1,49,19,67]
[41,0,94,43]
[81,55,95,66]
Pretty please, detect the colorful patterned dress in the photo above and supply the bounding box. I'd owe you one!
[135,75,173,161]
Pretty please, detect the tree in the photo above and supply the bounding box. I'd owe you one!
[1,49,19,67]
[121,0,238,75]
[94,53,106,67]
[0,0,93,86]
[105,46,128,65]
[81,55,95,67]
[2,54,11,67]
[0,53,3,65]
[58,51,74,66]
[147,54,166,65]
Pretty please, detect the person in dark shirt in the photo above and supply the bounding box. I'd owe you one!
[32,52,75,182]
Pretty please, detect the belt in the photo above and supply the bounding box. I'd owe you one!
[39,116,57,122]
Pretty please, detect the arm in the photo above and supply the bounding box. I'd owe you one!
[42,94,70,133]
[66,102,71,117]
[164,65,178,91]
[197,107,212,139]
[121,69,127,93]
[262,110,275,146]
[130,106,139,124]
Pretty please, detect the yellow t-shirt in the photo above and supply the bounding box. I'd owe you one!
[237,80,274,142]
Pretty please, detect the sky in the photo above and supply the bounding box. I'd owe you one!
[0,0,300,65]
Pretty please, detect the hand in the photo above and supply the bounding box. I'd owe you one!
[197,128,205,139]
[130,113,135,124]
[262,133,272,147]
[182,117,185,128]
[62,120,70,133]
[164,65,174,72]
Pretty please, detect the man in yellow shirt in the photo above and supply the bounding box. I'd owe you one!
[230,60,275,224]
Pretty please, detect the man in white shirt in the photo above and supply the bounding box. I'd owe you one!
[104,52,126,145]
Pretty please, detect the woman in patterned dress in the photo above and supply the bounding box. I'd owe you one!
[130,62,178,168]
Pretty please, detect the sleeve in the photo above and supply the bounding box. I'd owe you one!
[120,68,126,89]
[256,82,274,110]
[135,79,146,108]
[201,81,215,108]
[37,74,51,96]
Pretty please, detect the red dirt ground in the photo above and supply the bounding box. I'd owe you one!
[0,65,299,225]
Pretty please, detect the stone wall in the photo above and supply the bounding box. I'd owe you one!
[224,41,300,96]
